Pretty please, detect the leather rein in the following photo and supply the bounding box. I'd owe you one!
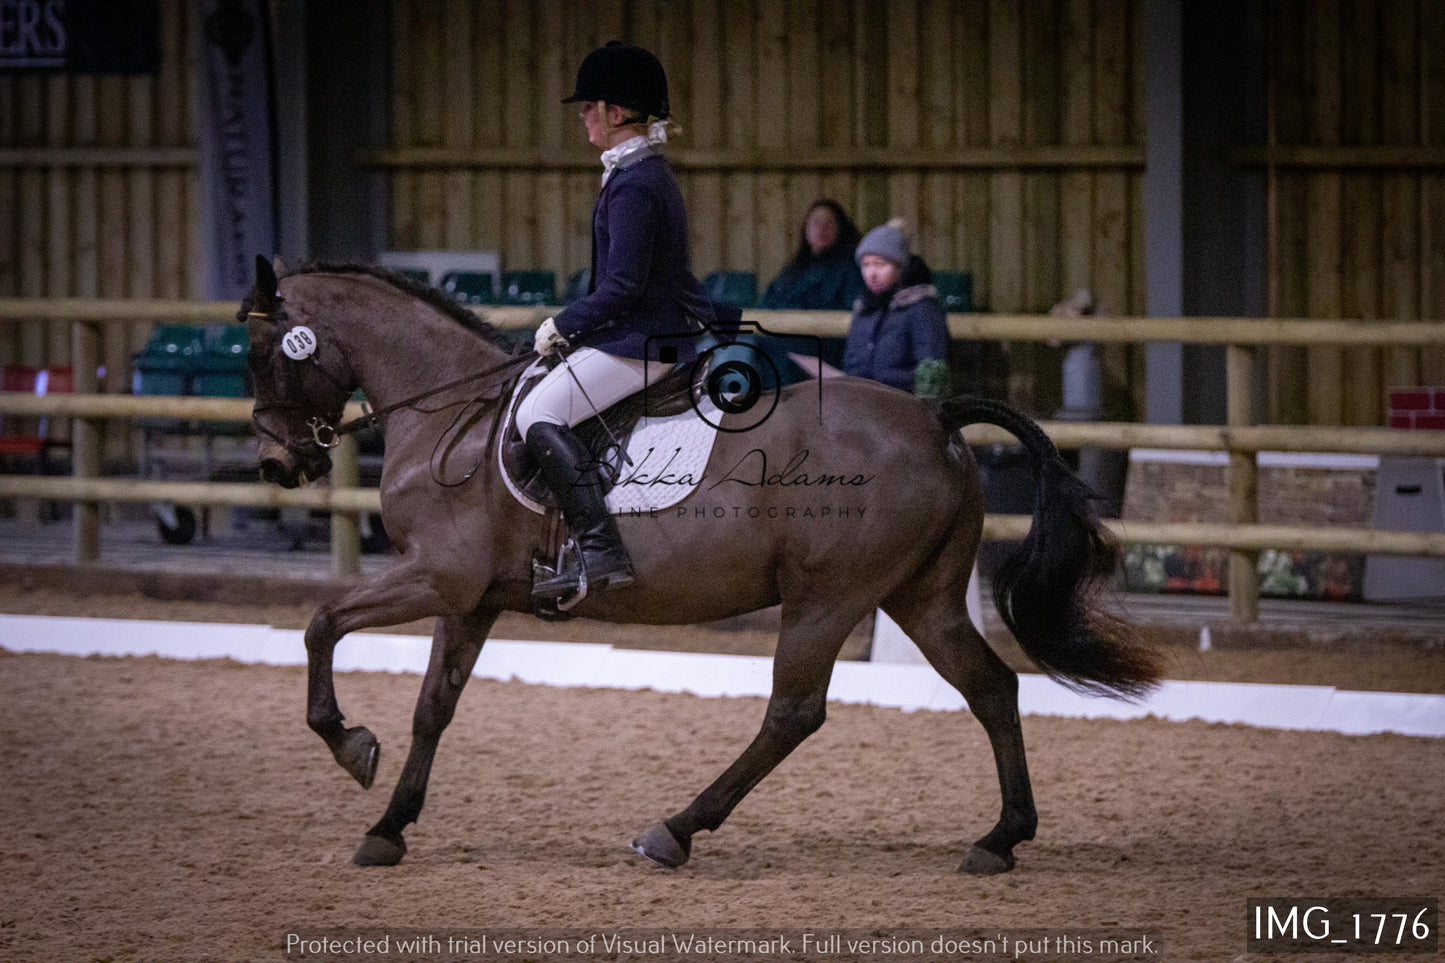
[246,302,537,453]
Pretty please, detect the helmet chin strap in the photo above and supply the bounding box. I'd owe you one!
[597,100,649,146]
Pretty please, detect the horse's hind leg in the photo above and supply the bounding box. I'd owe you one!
[303,559,460,788]
[883,552,1038,876]
[631,601,861,869]
[352,607,497,866]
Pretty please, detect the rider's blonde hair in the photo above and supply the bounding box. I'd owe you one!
[597,100,681,144]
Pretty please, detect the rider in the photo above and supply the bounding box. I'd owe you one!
[517,41,712,599]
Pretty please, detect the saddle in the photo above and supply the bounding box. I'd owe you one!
[499,358,708,510]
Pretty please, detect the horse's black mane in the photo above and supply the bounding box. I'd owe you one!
[290,261,509,346]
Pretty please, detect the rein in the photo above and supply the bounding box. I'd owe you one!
[322,352,537,446]
[246,304,536,450]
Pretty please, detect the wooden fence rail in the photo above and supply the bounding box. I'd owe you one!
[6,299,1445,344]
[10,393,1445,459]
[1,300,1443,618]
[3,473,1442,561]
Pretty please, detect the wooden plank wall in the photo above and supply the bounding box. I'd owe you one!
[0,0,196,461]
[0,0,197,426]
[4,1,1439,432]
[384,0,1149,418]
[1267,0,1445,426]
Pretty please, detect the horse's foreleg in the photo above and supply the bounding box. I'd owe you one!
[304,562,459,788]
[352,607,498,866]
[632,605,854,869]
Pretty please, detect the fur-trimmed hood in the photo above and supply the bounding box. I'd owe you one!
[853,282,938,314]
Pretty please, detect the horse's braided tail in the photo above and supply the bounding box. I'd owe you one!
[936,395,1162,700]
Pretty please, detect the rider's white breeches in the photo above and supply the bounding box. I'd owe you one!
[514,347,670,435]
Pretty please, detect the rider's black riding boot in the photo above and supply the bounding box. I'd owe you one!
[525,421,634,597]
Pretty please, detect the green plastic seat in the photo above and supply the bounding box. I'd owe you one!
[132,325,203,396]
[141,324,204,358]
[131,325,203,432]
[703,270,757,310]
[441,271,495,306]
[933,271,974,313]
[193,324,251,402]
[501,270,556,306]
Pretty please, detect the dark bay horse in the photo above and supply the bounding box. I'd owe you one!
[243,257,1160,874]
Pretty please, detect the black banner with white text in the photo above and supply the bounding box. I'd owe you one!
[0,0,159,73]
[194,0,278,301]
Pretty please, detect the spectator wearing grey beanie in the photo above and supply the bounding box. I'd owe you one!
[843,219,949,393]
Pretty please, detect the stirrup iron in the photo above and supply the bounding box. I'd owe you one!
[531,537,589,611]
[554,538,589,611]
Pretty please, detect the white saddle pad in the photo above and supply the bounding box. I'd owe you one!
[499,360,721,516]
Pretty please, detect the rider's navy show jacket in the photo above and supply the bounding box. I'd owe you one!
[554,150,711,362]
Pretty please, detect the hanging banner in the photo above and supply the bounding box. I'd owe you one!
[0,0,159,73]
[195,0,278,300]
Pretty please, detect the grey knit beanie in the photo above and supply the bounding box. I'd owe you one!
[855,218,910,267]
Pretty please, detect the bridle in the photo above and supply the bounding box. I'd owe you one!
[246,302,354,456]
[245,299,537,456]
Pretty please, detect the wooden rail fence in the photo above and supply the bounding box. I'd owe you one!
[2,299,1444,621]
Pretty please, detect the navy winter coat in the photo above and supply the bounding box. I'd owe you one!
[758,249,864,311]
[554,150,713,362]
[842,281,948,393]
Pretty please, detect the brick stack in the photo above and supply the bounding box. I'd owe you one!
[1121,458,1374,600]
[1388,387,1445,430]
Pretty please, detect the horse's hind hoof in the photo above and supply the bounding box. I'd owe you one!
[334,726,380,789]
[630,821,690,868]
[352,833,406,867]
[959,845,1015,876]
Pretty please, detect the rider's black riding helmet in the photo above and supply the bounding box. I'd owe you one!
[562,41,670,121]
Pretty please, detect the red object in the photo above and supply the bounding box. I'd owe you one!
[1389,414,1414,429]
[1435,389,1445,411]
[1415,414,1445,431]
[0,365,74,457]
[1389,389,1432,412]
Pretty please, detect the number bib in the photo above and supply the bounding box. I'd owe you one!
[281,326,317,360]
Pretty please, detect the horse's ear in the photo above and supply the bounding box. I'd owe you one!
[254,255,279,301]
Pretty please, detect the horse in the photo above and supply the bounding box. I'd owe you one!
[242,256,1161,874]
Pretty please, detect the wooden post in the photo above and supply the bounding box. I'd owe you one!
[329,434,361,580]
[1227,343,1259,621]
[71,320,101,562]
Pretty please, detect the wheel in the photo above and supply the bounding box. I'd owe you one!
[157,505,197,545]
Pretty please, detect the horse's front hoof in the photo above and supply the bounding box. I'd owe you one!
[333,726,380,789]
[352,833,406,866]
[959,845,1015,876]
[630,821,690,868]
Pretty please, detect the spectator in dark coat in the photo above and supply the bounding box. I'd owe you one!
[843,219,949,393]
[757,200,865,310]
